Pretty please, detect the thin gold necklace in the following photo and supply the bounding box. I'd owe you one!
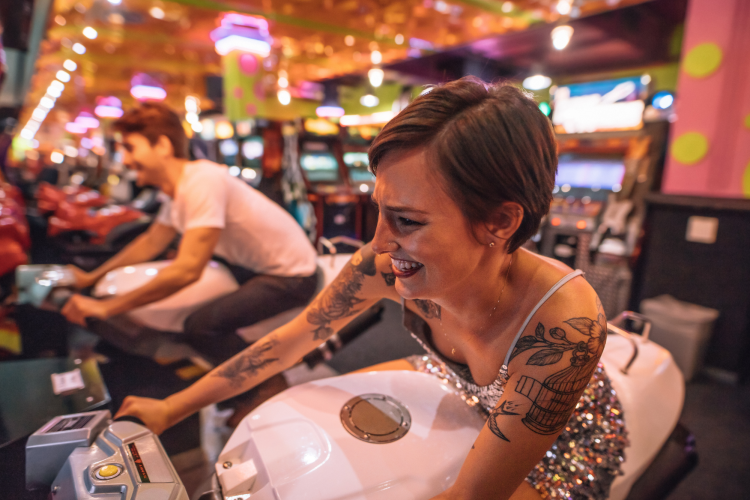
[441,253,514,356]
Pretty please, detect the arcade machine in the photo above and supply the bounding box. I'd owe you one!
[342,125,379,242]
[540,76,671,316]
[298,119,359,245]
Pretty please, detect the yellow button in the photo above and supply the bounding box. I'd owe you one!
[98,465,120,478]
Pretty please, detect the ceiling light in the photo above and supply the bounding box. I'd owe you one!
[72,43,86,54]
[20,129,34,140]
[108,0,122,4]
[39,97,55,109]
[345,35,355,46]
[215,121,234,139]
[50,80,65,92]
[278,76,289,88]
[83,27,98,39]
[149,7,165,19]
[395,34,404,45]
[556,0,572,15]
[63,59,77,71]
[241,168,257,179]
[368,68,384,87]
[32,108,48,121]
[191,121,203,133]
[370,50,382,64]
[56,70,71,82]
[551,25,574,50]
[523,74,552,90]
[51,152,65,164]
[360,94,379,107]
[502,2,514,13]
[277,89,291,105]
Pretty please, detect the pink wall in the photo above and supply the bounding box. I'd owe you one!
[661,0,750,198]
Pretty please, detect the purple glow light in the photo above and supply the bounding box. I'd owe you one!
[66,122,87,134]
[131,85,167,101]
[316,106,345,118]
[75,113,100,128]
[95,105,124,118]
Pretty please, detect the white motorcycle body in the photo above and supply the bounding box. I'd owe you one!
[214,334,684,500]
[91,254,350,334]
[92,260,239,332]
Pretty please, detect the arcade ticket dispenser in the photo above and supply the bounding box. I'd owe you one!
[26,410,187,500]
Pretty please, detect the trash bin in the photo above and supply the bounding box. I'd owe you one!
[640,295,719,381]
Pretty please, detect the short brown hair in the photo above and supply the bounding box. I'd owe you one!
[113,102,188,159]
[369,77,557,253]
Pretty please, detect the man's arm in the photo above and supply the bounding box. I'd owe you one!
[62,226,220,324]
[70,222,178,288]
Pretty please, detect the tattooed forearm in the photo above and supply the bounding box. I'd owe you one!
[381,272,396,286]
[414,299,441,319]
[212,337,280,388]
[306,245,378,340]
[488,410,511,442]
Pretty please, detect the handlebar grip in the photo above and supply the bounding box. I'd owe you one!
[113,415,147,426]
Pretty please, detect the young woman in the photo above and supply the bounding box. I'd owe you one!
[117,77,628,500]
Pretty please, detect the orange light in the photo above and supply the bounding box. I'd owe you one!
[576,220,587,230]
[551,217,561,227]
[215,121,234,140]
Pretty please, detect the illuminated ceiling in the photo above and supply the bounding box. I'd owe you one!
[27,0,652,122]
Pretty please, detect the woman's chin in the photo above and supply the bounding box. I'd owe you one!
[395,279,431,301]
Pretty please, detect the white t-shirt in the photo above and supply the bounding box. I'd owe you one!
[156,160,317,277]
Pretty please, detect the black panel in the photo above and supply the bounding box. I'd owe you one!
[631,195,750,380]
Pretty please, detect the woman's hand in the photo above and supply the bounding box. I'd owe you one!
[68,265,97,289]
[115,396,175,435]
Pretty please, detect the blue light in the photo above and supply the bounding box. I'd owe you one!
[652,91,674,110]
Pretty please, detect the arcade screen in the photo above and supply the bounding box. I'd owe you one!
[218,139,239,165]
[343,152,374,183]
[556,154,625,190]
[300,153,340,182]
[241,136,264,168]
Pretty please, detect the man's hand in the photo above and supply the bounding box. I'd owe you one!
[61,294,111,326]
[68,265,98,289]
[115,396,175,435]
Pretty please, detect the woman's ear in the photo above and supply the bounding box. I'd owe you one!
[484,202,524,247]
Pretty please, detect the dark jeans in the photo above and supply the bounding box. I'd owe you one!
[183,264,318,365]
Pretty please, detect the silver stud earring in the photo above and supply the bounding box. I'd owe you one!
[489,242,495,248]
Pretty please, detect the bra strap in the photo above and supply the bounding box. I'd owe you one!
[502,269,584,367]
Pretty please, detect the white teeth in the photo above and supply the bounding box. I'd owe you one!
[391,258,423,272]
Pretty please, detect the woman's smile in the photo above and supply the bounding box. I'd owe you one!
[390,257,424,278]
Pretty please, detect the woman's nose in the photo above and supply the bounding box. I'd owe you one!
[370,215,397,254]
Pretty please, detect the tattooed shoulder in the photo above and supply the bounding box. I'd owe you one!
[487,310,608,440]
[414,299,441,319]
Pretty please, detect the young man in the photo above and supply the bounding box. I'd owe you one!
[61,102,319,364]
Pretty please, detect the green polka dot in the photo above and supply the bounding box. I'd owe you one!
[683,43,723,78]
[671,132,709,165]
[743,161,750,198]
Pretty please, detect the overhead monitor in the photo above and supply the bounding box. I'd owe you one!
[300,153,340,182]
[552,77,647,134]
[555,154,625,191]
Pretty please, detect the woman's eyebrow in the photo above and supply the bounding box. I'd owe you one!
[382,204,429,214]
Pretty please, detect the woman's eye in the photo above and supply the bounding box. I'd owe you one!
[398,217,422,226]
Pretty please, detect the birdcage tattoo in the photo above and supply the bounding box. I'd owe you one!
[515,358,598,435]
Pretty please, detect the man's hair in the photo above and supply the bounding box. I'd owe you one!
[369,76,557,253]
[113,102,188,159]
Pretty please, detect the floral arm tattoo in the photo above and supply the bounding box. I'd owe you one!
[212,337,280,388]
[306,245,378,340]
[487,307,607,441]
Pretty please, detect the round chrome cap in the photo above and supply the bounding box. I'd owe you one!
[340,393,411,444]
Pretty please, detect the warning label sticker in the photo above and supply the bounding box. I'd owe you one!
[128,442,150,483]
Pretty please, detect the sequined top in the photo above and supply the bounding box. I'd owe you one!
[402,270,585,413]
